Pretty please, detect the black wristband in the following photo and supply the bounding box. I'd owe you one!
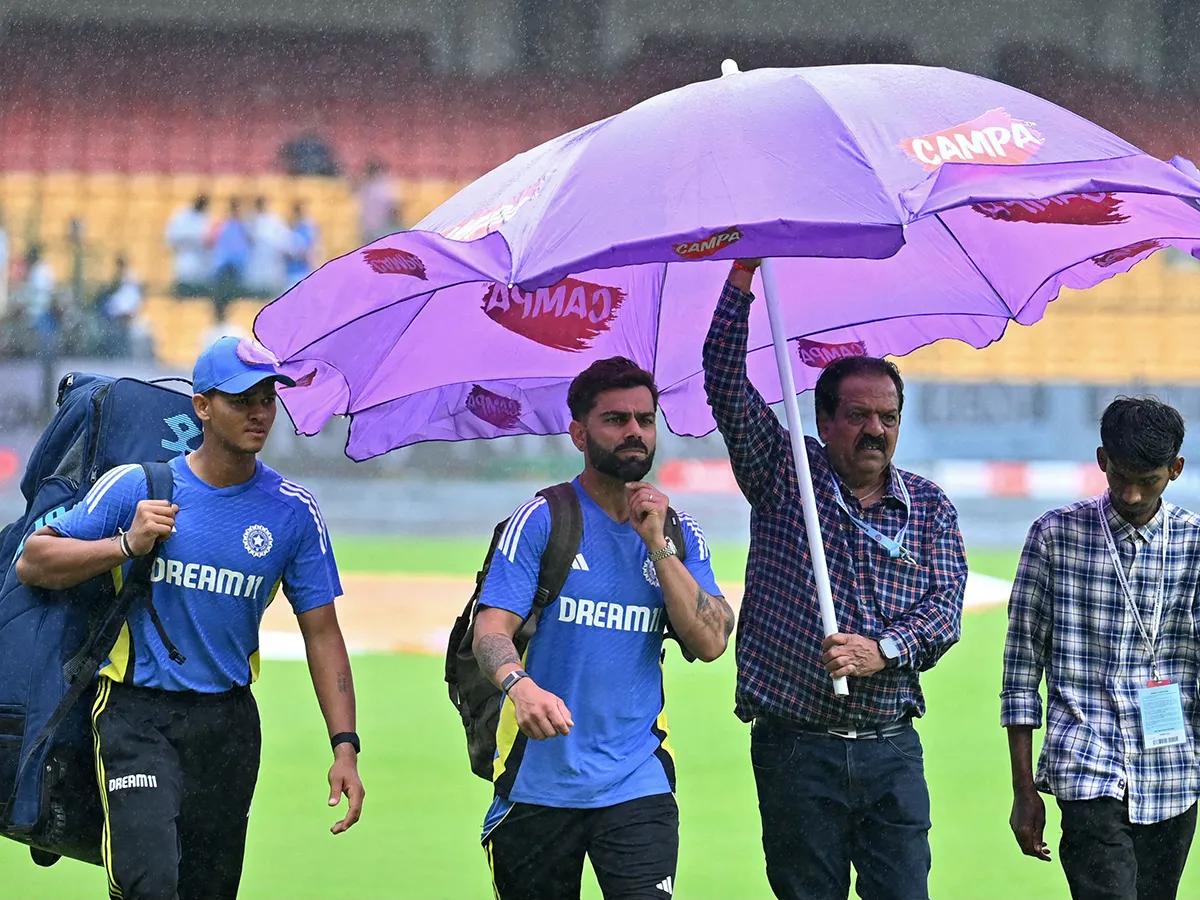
[118,530,134,559]
[330,731,360,754]
[500,669,529,696]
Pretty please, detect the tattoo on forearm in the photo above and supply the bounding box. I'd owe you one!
[695,589,735,640]
[476,633,521,678]
[337,672,350,694]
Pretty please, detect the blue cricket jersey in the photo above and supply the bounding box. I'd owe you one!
[49,454,341,692]
[479,479,721,833]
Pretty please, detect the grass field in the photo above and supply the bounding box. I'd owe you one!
[4,540,1199,899]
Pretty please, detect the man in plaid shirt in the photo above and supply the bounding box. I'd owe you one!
[702,259,966,900]
[1003,397,1199,900]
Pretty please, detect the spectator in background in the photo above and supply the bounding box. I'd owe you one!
[68,217,86,306]
[356,161,401,244]
[94,255,152,359]
[210,198,251,321]
[18,245,56,333]
[286,202,319,289]
[382,202,405,238]
[0,205,9,314]
[280,118,339,177]
[10,245,60,359]
[244,196,290,299]
[166,195,212,298]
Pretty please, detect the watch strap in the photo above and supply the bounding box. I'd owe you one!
[500,669,529,695]
[879,637,901,667]
[648,538,677,563]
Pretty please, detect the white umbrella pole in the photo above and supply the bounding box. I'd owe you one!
[759,259,850,698]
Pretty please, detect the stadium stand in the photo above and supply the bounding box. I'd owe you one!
[2,19,1200,377]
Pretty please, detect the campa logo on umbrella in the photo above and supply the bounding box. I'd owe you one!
[972,193,1128,226]
[362,248,428,279]
[795,338,869,368]
[441,180,545,242]
[465,385,523,430]
[482,277,626,352]
[1092,239,1164,268]
[673,226,743,259]
[901,108,1044,171]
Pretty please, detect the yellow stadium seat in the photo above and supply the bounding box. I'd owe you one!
[229,299,266,333]
[43,172,86,202]
[167,176,209,206]
[400,179,461,222]
[0,171,42,197]
[82,171,125,201]
[209,174,253,203]
[29,176,1187,385]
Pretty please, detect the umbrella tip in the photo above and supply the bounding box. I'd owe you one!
[720,58,740,76]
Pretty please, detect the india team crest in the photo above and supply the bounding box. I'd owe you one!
[642,556,660,588]
[243,524,273,558]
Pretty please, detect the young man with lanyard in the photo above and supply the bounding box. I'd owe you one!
[17,337,364,900]
[1003,397,1200,900]
[472,357,733,900]
[701,258,967,900]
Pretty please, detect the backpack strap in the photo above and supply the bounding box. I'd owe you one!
[2,462,180,822]
[514,482,583,645]
[664,507,687,564]
[662,507,697,662]
[138,463,186,666]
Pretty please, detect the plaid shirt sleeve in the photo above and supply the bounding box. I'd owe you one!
[701,281,790,509]
[881,493,966,671]
[1000,519,1054,728]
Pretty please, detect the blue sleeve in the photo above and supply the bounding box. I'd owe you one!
[51,464,147,542]
[477,497,551,619]
[282,501,342,614]
[678,511,722,598]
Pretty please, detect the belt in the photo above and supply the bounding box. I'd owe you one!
[818,722,910,740]
[756,713,912,741]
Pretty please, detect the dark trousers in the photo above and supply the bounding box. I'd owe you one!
[483,793,679,900]
[91,679,262,900]
[751,717,931,900]
[212,265,242,320]
[1058,798,1197,900]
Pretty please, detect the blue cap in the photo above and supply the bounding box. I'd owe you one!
[193,337,297,396]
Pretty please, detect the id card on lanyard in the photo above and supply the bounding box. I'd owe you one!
[831,473,915,565]
[1097,501,1187,750]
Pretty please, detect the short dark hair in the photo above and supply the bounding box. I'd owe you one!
[567,357,658,421]
[1101,396,1185,471]
[814,356,905,421]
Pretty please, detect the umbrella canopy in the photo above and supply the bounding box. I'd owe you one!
[256,64,1200,459]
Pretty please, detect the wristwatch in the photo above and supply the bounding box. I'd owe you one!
[500,669,529,696]
[648,538,678,563]
[878,637,901,668]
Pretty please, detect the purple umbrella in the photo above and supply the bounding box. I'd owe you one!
[257,61,1200,693]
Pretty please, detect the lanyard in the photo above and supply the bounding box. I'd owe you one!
[1096,499,1169,679]
[830,473,914,564]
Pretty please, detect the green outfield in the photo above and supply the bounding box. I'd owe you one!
[4,540,1198,899]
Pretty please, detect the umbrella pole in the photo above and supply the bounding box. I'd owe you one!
[758,259,850,698]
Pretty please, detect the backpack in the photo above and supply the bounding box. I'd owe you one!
[0,373,200,867]
[445,481,688,781]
